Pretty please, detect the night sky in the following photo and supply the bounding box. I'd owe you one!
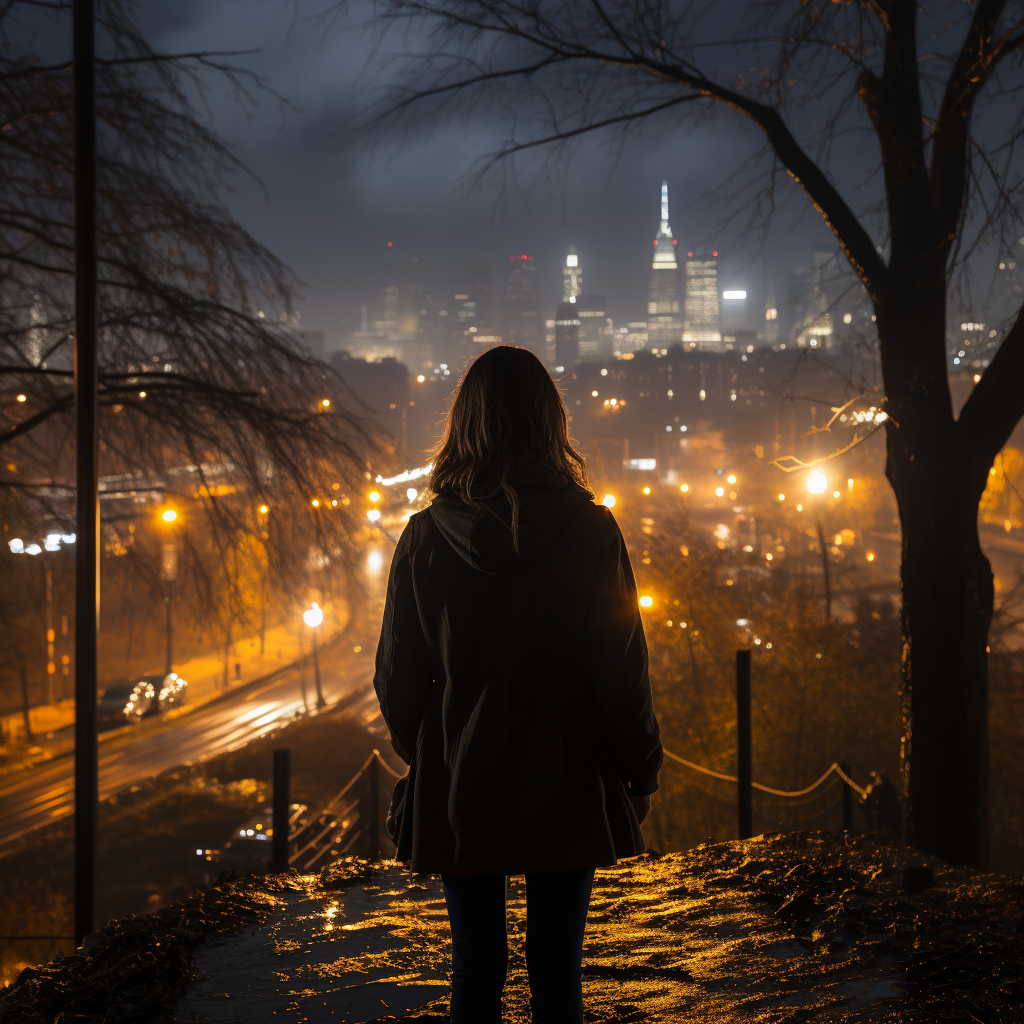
[139,1,857,351]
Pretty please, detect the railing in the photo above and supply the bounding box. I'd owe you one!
[270,647,878,870]
[271,747,403,872]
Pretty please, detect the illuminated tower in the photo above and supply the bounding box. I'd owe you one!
[563,247,583,303]
[682,250,722,349]
[647,181,682,346]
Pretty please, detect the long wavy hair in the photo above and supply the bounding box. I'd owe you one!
[429,346,592,549]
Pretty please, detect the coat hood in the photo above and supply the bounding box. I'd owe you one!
[428,458,594,573]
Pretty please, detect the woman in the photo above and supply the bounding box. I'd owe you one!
[373,345,663,1024]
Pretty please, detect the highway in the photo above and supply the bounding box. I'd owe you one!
[0,640,383,851]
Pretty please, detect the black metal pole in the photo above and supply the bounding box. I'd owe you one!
[367,752,379,860]
[840,762,854,832]
[312,627,325,709]
[73,0,99,948]
[736,649,753,841]
[163,590,173,675]
[272,748,291,872]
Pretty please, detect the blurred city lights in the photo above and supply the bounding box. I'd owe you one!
[369,490,381,503]
[832,490,842,498]
[138,391,146,398]
[407,487,418,502]
[777,493,785,501]
[416,375,425,382]
[601,493,616,508]
[16,393,26,402]
[643,486,651,495]
[806,470,827,494]
[303,602,324,628]
[680,483,690,493]
[321,398,331,408]
[847,478,854,489]
[259,504,269,514]
[727,474,737,485]
[639,595,653,608]
[311,499,320,507]
[367,509,381,522]
[866,551,876,562]
[367,550,385,573]
[161,509,177,523]
[715,486,725,497]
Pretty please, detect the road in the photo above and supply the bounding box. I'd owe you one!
[0,640,383,851]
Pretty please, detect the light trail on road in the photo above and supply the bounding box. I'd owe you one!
[0,643,381,851]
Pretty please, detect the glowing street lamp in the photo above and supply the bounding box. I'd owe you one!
[302,602,326,709]
[806,469,828,495]
[601,493,616,508]
[639,595,654,608]
[161,508,177,523]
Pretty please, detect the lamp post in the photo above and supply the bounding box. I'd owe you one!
[302,602,326,709]
[159,508,178,675]
[805,470,832,623]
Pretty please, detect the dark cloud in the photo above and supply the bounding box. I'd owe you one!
[138,1,841,349]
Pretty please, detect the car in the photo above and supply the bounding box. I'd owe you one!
[197,802,308,880]
[97,682,134,730]
[123,672,188,722]
[157,671,188,710]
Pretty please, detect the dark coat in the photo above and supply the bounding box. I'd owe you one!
[373,458,663,875]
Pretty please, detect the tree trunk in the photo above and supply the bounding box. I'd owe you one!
[886,431,992,868]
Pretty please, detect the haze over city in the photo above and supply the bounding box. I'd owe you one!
[2,2,1023,1019]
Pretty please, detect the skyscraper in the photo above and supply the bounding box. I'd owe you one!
[682,250,722,348]
[563,247,583,303]
[554,301,580,368]
[647,181,682,346]
[503,254,542,354]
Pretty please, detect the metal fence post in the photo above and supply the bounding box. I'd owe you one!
[367,751,380,860]
[73,0,99,948]
[272,748,291,872]
[840,762,854,831]
[736,650,753,840]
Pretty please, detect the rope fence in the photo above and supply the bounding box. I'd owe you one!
[663,749,869,800]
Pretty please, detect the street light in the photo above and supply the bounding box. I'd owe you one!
[158,508,179,675]
[601,493,616,508]
[806,469,827,495]
[804,470,831,621]
[303,602,326,709]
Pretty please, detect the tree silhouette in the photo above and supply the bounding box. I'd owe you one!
[351,0,1024,867]
[1,0,382,627]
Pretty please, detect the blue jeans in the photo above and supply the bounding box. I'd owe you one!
[441,867,595,1024]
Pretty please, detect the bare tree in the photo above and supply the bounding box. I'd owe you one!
[348,0,1024,867]
[1,0,385,627]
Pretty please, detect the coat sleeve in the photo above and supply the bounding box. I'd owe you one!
[585,509,663,796]
[373,522,434,766]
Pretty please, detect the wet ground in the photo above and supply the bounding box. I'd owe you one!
[3,831,1021,1023]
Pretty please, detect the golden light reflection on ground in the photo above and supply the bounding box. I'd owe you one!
[172,832,1023,1022]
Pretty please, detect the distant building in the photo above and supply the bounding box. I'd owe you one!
[554,301,580,369]
[720,288,748,336]
[622,322,649,352]
[451,259,492,326]
[764,277,779,346]
[647,181,682,347]
[793,251,836,349]
[503,254,542,355]
[576,294,613,360]
[682,252,722,349]
[563,248,583,303]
